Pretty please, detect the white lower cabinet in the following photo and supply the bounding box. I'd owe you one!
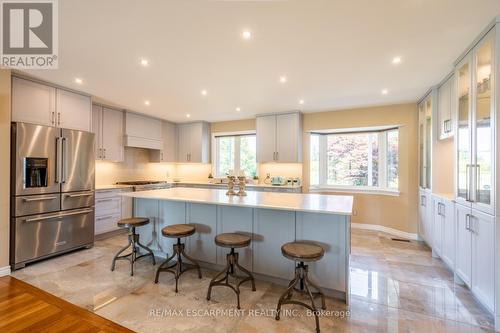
[418,189,431,244]
[186,203,217,264]
[470,210,495,312]
[454,202,494,312]
[455,203,472,286]
[432,196,443,256]
[441,199,455,269]
[95,188,132,235]
[253,209,295,279]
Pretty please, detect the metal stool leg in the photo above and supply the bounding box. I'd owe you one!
[155,238,202,292]
[275,262,324,333]
[111,230,133,271]
[206,248,256,309]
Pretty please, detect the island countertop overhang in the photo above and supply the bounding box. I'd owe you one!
[122,187,353,216]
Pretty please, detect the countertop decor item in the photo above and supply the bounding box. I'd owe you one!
[226,175,236,196]
[237,176,247,196]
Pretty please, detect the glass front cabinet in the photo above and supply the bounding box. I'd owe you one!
[455,29,495,215]
[418,94,433,190]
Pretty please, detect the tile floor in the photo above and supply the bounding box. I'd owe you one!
[13,229,495,333]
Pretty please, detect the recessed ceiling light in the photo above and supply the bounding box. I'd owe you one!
[279,76,287,83]
[74,78,83,84]
[381,89,388,95]
[242,30,252,40]
[140,58,149,66]
[144,100,150,105]
[186,114,191,118]
[299,99,304,105]
[392,56,401,64]
[236,107,241,112]
[201,89,207,96]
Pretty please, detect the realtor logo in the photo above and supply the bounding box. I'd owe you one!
[0,0,58,69]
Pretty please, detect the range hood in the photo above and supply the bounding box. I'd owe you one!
[124,112,162,150]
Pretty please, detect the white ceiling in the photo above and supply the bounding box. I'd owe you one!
[22,0,500,123]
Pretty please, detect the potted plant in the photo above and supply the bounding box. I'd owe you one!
[252,173,259,185]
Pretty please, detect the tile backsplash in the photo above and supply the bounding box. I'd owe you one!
[95,147,303,185]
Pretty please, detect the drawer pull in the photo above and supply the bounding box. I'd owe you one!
[24,209,93,222]
[96,215,115,221]
[67,193,93,198]
[22,196,57,202]
[96,198,114,203]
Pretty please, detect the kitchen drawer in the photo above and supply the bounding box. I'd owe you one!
[95,196,121,217]
[13,194,61,217]
[12,208,94,264]
[95,189,123,199]
[95,213,121,235]
[62,191,94,210]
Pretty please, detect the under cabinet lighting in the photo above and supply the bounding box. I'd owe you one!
[140,58,149,66]
[186,114,191,118]
[392,57,402,64]
[279,76,287,83]
[201,90,208,96]
[299,99,304,105]
[74,78,83,84]
[381,89,388,95]
[144,100,150,105]
[242,30,252,40]
[236,107,241,112]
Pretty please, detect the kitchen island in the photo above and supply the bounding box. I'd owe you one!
[122,187,353,301]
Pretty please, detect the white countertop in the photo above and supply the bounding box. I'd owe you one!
[122,187,353,215]
[173,180,302,189]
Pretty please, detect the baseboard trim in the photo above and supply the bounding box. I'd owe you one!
[351,223,419,240]
[0,266,11,277]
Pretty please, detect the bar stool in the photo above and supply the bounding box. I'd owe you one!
[207,233,256,309]
[154,224,202,292]
[275,241,326,333]
[111,217,156,276]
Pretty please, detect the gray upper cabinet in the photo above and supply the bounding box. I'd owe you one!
[12,77,56,126]
[12,77,91,131]
[56,89,92,131]
[92,104,124,162]
[177,122,209,163]
[150,120,178,163]
[437,74,455,140]
[256,112,302,163]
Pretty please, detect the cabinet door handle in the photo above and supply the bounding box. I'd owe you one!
[57,112,61,126]
[276,151,278,161]
[465,213,471,231]
[51,111,55,125]
[103,148,106,159]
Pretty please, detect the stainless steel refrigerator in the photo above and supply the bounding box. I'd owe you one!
[10,122,95,270]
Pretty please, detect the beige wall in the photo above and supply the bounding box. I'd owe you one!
[302,103,419,233]
[209,104,419,234]
[432,136,454,195]
[0,69,11,269]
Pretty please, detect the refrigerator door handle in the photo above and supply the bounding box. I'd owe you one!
[23,209,94,223]
[55,137,61,184]
[62,137,67,183]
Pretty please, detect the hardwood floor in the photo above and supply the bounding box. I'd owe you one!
[0,276,133,333]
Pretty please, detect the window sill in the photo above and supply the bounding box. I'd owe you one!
[308,186,400,197]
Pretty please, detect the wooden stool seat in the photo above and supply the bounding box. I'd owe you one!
[161,224,195,238]
[215,233,251,248]
[281,241,325,262]
[117,217,149,228]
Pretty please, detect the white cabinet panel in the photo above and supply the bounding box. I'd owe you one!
[150,121,177,162]
[438,75,454,140]
[418,190,429,243]
[441,199,455,269]
[91,104,102,158]
[296,212,348,291]
[432,197,443,256]
[256,115,276,163]
[455,203,472,286]
[56,89,92,131]
[276,113,302,163]
[471,210,494,312]
[217,206,253,269]
[177,122,209,163]
[253,209,295,279]
[187,203,217,264]
[12,77,55,126]
[102,107,124,162]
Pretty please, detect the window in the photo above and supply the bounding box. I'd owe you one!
[213,133,257,177]
[310,127,399,193]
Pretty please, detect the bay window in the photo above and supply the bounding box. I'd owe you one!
[310,127,399,194]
